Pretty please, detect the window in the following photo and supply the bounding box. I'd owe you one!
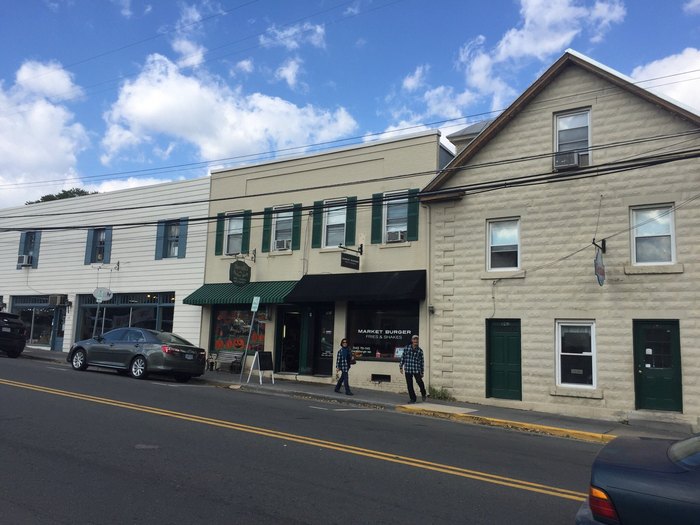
[85,227,112,264]
[155,218,188,260]
[17,231,41,269]
[226,215,244,255]
[323,198,346,248]
[215,211,251,256]
[488,218,519,270]
[557,321,595,388]
[555,110,590,166]
[371,190,419,244]
[262,205,301,253]
[272,205,293,251]
[631,205,675,265]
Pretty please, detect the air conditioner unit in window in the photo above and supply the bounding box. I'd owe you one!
[386,230,406,243]
[17,255,32,267]
[554,151,580,170]
[275,239,291,251]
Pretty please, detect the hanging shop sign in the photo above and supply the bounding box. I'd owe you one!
[229,261,251,286]
[340,252,360,270]
[594,247,605,287]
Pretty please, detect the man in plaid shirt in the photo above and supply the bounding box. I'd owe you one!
[399,334,426,403]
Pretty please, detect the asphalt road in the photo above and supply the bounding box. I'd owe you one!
[0,355,601,524]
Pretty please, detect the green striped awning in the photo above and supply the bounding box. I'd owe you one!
[183,281,297,306]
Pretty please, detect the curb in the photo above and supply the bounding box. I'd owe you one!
[396,405,616,443]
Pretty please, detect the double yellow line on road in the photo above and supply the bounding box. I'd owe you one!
[0,378,585,502]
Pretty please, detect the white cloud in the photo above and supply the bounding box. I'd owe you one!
[15,61,83,101]
[275,58,303,89]
[630,48,700,112]
[457,0,625,110]
[101,53,358,164]
[684,0,700,14]
[172,38,206,69]
[233,59,254,75]
[423,86,477,119]
[259,23,326,50]
[112,0,132,18]
[402,65,429,92]
[0,62,89,207]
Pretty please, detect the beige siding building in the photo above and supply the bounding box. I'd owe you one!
[186,131,451,391]
[423,50,700,429]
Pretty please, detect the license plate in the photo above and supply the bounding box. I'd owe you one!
[185,354,193,360]
[1,327,10,332]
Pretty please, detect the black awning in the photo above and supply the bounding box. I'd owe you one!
[285,270,426,302]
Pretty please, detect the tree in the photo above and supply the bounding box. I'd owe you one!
[26,188,97,205]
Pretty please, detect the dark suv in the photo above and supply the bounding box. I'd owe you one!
[0,312,27,358]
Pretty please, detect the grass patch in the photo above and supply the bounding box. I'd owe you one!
[428,385,455,401]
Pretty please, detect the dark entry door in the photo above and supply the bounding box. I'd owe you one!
[487,319,522,400]
[633,320,682,412]
[311,306,334,376]
[278,309,301,373]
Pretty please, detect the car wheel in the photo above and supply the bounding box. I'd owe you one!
[174,374,191,383]
[71,349,88,370]
[129,356,148,379]
[5,349,22,358]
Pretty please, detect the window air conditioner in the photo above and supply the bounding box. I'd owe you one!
[554,151,580,170]
[17,255,32,267]
[386,230,406,243]
[275,239,291,250]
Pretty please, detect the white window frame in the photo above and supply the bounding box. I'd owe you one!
[93,228,106,263]
[555,109,591,166]
[226,213,244,255]
[631,204,675,266]
[272,205,293,251]
[323,198,346,248]
[487,218,520,271]
[556,320,596,389]
[384,190,408,243]
[165,220,179,258]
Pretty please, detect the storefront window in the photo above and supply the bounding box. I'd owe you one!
[212,307,265,354]
[347,301,418,360]
[76,292,175,340]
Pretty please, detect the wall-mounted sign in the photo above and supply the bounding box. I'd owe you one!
[92,287,113,303]
[230,261,251,286]
[340,252,360,270]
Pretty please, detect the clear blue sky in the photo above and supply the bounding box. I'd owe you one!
[1,0,699,207]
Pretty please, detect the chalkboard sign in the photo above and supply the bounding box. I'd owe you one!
[258,351,274,371]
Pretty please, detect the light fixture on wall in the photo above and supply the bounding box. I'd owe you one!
[428,305,435,314]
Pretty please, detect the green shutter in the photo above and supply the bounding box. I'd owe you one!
[311,201,323,249]
[215,213,225,256]
[371,193,383,244]
[292,203,302,251]
[241,210,251,254]
[406,189,419,241]
[262,208,272,252]
[345,197,357,246]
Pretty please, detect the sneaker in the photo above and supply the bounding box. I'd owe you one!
[408,400,416,404]
[334,388,340,393]
[421,394,427,402]
[346,392,354,396]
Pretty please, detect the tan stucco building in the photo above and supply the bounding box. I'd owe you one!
[423,50,700,429]
[186,131,452,391]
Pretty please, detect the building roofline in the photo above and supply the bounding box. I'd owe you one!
[424,49,700,192]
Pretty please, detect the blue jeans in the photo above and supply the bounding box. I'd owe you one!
[335,371,351,393]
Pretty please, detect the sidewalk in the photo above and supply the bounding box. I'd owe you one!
[22,346,695,443]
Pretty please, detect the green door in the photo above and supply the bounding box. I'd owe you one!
[633,320,682,412]
[487,319,522,400]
